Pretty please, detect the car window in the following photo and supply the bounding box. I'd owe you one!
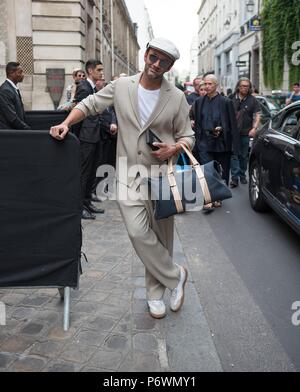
[257,98,268,108]
[257,96,278,111]
[258,102,271,125]
[271,112,284,130]
[259,102,270,116]
[266,100,277,111]
[279,109,300,139]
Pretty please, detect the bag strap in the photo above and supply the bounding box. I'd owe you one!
[179,143,212,205]
[167,159,184,213]
[166,143,212,211]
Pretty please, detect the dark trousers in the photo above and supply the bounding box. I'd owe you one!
[230,135,250,181]
[198,150,231,186]
[80,141,102,207]
[91,130,117,195]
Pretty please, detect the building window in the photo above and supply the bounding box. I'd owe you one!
[217,56,221,76]
[225,49,232,75]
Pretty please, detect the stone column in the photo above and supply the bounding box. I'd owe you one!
[0,0,8,83]
[15,0,33,109]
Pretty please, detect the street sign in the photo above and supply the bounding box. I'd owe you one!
[249,15,262,31]
[236,61,247,67]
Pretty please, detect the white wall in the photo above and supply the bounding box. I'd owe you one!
[190,36,199,80]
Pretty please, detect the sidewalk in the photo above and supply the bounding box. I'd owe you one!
[0,200,222,372]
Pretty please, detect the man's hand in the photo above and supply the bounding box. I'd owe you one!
[151,142,180,161]
[286,92,294,105]
[248,128,257,138]
[110,123,118,135]
[50,123,69,140]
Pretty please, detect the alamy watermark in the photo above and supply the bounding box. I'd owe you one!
[291,301,300,326]
[0,301,6,326]
[292,41,300,66]
[94,158,204,207]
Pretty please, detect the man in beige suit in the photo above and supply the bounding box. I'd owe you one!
[50,38,194,319]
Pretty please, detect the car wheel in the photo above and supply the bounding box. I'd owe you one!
[249,160,269,212]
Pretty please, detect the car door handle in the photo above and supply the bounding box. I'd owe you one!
[284,151,294,160]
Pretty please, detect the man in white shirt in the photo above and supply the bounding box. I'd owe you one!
[50,38,194,319]
[0,62,30,130]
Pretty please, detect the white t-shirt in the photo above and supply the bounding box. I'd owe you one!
[138,84,160,126]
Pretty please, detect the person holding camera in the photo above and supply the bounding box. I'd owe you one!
[192,74,239,210]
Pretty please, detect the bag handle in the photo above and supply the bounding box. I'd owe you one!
[167,159,184,214]
[179,143,212,205]
[167,143,212,212]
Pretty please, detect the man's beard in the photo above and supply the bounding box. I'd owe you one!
[145,64,163,81]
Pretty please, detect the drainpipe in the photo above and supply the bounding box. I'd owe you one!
[127,26,130,75]
[100,0,103,63]
[249,50,252,80]
[110,0,115,77]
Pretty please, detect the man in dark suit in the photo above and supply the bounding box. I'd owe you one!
[192,74,239,211]
[0,62,30,130]
[73,59,105,219]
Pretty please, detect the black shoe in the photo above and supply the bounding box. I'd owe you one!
[82,208,96,220]
[86,202,105,214]
[240,178,248,185]
[230,179,239,188]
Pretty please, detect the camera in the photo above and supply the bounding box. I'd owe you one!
[212,126,222,138]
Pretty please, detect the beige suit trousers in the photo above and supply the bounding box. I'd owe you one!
[117,182,180,300]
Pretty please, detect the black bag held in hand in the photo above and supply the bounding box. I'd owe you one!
[148,143,232,220]
[146,129,163,151]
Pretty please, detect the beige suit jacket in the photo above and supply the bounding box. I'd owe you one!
[75,72,195,185]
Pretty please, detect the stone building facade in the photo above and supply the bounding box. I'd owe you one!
[197,0,217,79]
[197,0,275,94]
[0,0,139,109]
[125,0,154,71]
[0,1,8,82]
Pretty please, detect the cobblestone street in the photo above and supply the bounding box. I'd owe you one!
[0,200,220,372]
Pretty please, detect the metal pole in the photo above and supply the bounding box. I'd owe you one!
[127,26,130,75]
[63,287,71,331]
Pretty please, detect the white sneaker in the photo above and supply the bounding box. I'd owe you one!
[147,299,166,319]
[170,265,188,312]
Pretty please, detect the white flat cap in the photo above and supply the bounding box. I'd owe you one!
[147,37,180,61]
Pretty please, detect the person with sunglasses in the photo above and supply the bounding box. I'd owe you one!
[50,38,194,320]
[58,69,86,111]
[186,77,204,106]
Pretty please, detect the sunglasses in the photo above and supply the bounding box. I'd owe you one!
[148,53,172,70]
[78,74,85,78]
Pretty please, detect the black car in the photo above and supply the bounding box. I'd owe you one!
[249,101,300,235]
[255,95,279,123]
